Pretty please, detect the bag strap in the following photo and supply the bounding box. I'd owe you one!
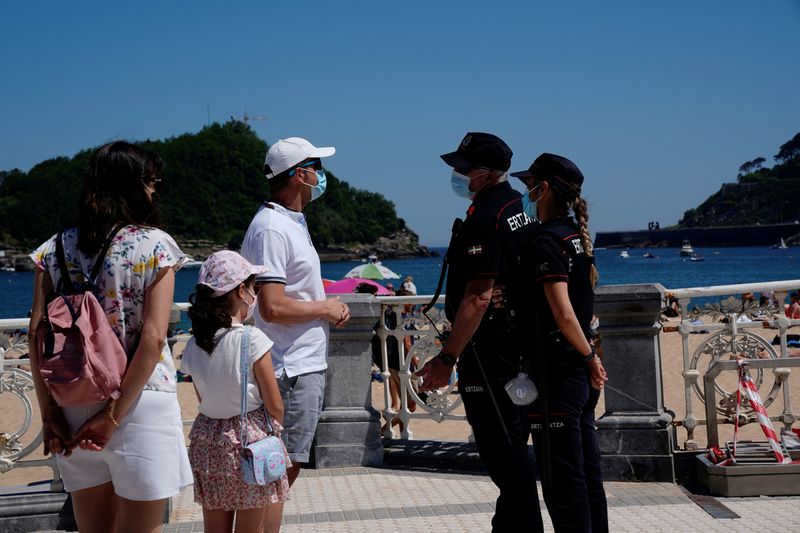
[54,230,71,294]
[54,224,125,294]
[239,325,274,448]
[89,223,125,283]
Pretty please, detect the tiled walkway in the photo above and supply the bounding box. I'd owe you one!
[158,466,800,533]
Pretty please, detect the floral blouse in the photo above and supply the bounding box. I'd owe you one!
[31,225,186,393]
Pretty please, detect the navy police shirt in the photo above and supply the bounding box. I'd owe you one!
[524,216,595,357]
[445,181,535,375]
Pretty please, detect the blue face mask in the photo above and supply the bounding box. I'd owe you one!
[302,169,327,201]
[450,170,474,199]
[521,184,540,221]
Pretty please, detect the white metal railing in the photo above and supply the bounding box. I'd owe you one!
[372,295,468,440]
[3,280,799,481]
[664,279,800,450]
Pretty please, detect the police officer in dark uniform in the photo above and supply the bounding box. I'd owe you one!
[511,153,608,532]
[417,132,542,532]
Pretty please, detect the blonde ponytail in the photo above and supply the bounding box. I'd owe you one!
[573,196,599,289]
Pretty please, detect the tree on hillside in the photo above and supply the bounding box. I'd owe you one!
[774,132,800,163]
[738,157,766,176]
[0,121,407,248]
[681,132,800,227]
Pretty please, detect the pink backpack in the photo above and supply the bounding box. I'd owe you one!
[35,226,129,406]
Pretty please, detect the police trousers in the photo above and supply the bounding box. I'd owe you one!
[529,365,608,533]
[460,366,544,533]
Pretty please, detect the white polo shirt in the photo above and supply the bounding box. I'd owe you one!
[241,202,329,378]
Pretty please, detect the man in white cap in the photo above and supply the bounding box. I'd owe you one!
[241,137,349,527]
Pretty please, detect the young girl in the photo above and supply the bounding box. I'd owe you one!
[181,251,290,533]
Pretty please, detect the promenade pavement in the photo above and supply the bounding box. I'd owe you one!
[33,465,799,533]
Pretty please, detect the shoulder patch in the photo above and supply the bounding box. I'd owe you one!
[467,245,482,256]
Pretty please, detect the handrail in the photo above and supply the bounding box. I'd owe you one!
[666,279,800,299]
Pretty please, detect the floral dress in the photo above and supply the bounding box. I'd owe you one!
[31,225,186,392]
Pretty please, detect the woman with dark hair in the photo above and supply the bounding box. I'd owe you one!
[29,141,191,533]
[511,153,608,532]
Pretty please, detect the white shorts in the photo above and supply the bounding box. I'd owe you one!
[57,390,193,501]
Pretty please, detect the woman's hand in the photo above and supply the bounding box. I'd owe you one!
[42,408,72,457]
[69,409,117,452]
[588,357,608,390]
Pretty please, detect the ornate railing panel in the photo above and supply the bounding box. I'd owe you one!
[372,295,467,439]
[664,279,800,450]
[0,318,62,490]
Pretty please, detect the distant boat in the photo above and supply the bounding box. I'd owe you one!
[0,265,15,272]
[619,250,630,259]
[772,237,788,250]
[679,240,694,256]
[689,253,704,262]
[643,252,656,259]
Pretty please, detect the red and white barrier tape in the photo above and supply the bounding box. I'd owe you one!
[736,359,791,465]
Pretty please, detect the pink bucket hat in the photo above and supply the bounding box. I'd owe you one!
[198,251,268,297]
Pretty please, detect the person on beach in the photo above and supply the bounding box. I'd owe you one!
[401,275,417,295]
[511,153,609,532]
[28,141,192,533]
[241,137,350,527]
[786,292,800,319]
[370,286,421,438]
[416,132,543,531]
[181,251,289,533]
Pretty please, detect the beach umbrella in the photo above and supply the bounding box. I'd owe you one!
[343,262,400,280]
[324,278,393,295]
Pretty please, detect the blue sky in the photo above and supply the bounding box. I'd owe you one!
[2,1,799,246]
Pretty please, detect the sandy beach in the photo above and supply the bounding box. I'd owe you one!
[2,319,798,488]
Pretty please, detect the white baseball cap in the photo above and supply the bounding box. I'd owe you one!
[264,137,336,179]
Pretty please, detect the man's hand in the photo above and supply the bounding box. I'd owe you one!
[322,297,350,328]
[491,284,507,309]
[415,355,454,391]
[588,357,607,390]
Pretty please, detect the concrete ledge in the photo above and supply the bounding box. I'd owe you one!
[697,455,800,497]
[600,454,675,482]
[0,491,76,533]
[382,439,485,472]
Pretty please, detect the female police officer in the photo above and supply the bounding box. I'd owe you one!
[510,153,608,533]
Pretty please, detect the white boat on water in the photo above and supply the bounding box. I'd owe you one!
[772,237,788,249]
[679,240,694,256]
[0,265,15,273]
[619,250,630,259]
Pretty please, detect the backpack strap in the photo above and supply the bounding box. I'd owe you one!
[54,230,72,294]
[89,223,125,284]
[54,224,125,294]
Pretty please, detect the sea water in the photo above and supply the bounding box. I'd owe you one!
[2,246,799,320]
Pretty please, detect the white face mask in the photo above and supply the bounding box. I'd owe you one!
[244,286,257,320]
